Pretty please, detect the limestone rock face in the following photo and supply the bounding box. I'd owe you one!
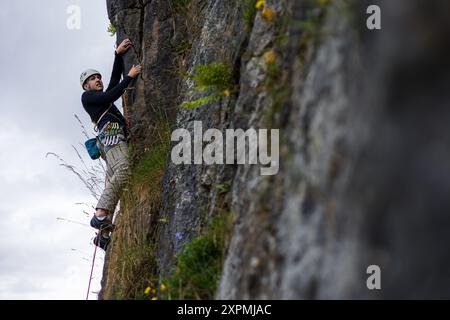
[102,0,450,299]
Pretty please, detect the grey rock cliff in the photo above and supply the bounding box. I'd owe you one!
[102,0,450,299]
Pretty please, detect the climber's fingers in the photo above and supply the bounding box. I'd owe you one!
[117,38,132,53]
[133,64,142,73]
[128,64,142,78]
[121,38,131,46]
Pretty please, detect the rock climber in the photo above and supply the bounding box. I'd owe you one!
[80,38,141,250]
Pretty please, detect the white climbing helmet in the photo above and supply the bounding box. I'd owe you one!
[80,69,101,88]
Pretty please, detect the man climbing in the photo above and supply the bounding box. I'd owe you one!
[80,38,141,250]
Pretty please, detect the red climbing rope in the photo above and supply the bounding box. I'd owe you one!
[86,179,108,300]
[123,89,132,129]
[86,233,99,300]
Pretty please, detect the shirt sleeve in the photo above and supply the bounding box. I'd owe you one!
[82,76,133,106]
[106,51,124,92]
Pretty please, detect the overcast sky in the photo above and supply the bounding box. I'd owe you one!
[0,1,119,299]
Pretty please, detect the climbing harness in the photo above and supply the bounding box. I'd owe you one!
[84,105,112,160]
[98,122,126,147]
[93,104,113,133]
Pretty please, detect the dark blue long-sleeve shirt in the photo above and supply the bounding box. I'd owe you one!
[81,52,132,133]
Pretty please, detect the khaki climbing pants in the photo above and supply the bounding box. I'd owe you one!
[96,141,131,213]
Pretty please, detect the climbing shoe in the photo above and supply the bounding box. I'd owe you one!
[93,234,111,251]
[90,215,114,232]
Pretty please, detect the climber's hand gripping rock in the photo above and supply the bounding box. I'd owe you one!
[115,38,132,55]
[128,64,142,78]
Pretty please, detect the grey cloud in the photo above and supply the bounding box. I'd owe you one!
[0,1,114,299]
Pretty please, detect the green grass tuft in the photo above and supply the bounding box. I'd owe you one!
[114,242,156,300]
[216,181,231,194]
[242,0,258,30]
[188,63,233,91]
[180,63,234,109]
[180,93,222,109]
[161,212,234,300]
[131,143,168,188]
[107,23,116,37]
[170,0,191,10]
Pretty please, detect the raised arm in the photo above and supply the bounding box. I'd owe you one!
[84,76,132,105]
[106,39,133,91]
[83,64,142,106]
[106,53,124,91]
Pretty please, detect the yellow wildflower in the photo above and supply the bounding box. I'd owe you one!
[262,8,275,21]
[159,217,168,224]
[144,287,151,295]
[223,89,231,97]
[317,0,330,7]
[160,284,167,291]
[263,49,277,65]
[255,0,265,10]
[151,297,158,300]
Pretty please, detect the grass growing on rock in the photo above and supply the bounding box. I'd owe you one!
[170,0,191,11]
[262,0,332,127]
[161,212,235,300]
[242,0,258,29]
[102,120,171,300]
[114,242,157,300]
[107,22,116,37]
[131,143,168,190]
[181,62,234,108]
